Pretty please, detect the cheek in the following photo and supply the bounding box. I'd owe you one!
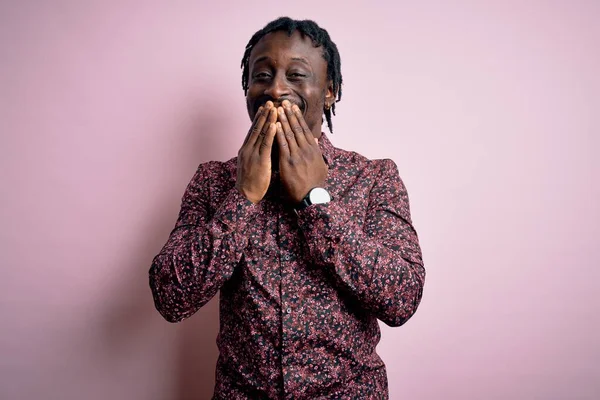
[302,84,323,102]
[246,98,253,119]
[302,88,325,120]
[246,85,263,116]
[247,86,260,103]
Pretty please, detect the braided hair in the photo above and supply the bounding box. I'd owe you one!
[241,17,343,133]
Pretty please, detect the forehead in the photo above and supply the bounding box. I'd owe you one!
[249,30,326,68]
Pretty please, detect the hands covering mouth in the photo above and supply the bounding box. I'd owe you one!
[237,99,327,204]
[259,99,305,116]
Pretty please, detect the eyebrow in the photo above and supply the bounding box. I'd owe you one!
[290,57,311,66]
[252,56,269,66]
[251,56,311,67]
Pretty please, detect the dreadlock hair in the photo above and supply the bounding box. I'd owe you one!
[241,17,343,133]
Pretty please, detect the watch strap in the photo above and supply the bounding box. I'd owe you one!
[294,193,312,211]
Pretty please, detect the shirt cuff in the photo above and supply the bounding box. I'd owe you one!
[295,201,348,240]
[212,187,260,234]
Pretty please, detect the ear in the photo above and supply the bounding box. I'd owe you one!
[324,80,335,109]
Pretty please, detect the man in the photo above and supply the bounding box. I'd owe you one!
[149,17,425,399]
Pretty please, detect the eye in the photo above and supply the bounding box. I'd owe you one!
[288,73,306,79]
[253,72,271,81]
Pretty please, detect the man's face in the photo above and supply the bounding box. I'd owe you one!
[246,30,334,139]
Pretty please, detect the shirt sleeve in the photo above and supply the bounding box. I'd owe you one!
[149,163,259,323]
[296,158,425,327]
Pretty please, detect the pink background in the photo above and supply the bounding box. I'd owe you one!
[1,1,598,399]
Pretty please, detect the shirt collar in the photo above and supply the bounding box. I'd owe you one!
[318,132,336,166]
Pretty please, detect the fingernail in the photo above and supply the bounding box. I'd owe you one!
[282,100,290,107]
[278,107,284,114]
[292,104,300,112]
[266,101,273,108]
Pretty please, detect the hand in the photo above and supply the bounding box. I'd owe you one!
[275,100,328,204]
[236,101,278,203]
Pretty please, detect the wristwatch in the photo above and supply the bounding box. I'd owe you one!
[294,187,331,211]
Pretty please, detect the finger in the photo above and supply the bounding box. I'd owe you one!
[247,102,273,147]
[277,106,299,153]
[275,121,290,157]
[243,106,263,145]
[255,107,277,149]
[283,101,307,147]
[292,104,316,145]
[259,122,277,158]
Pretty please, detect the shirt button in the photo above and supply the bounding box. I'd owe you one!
[286,308,292,314]
[283,254,291,261]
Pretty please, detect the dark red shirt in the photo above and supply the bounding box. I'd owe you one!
[149,133,425,399]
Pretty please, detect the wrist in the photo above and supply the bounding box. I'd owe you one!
[236,185,261,204]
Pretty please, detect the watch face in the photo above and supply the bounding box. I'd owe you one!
[309,188,331,204]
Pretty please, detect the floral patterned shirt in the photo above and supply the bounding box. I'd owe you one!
[149,133,425,399]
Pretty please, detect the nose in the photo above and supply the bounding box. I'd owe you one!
[264,73,290,100]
